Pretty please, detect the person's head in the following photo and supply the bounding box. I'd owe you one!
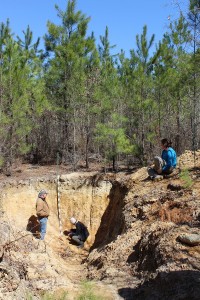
[38,189,48,199]
[161,138,172,149]
[70,217,77,225]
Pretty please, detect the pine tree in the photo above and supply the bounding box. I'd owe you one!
[120,25,160,164]
[95,114,134,171]
[187,0,200,160]
[44,0,97,169]
[0,21,47,171]
[94,26,128,170]
[153,15,191,154]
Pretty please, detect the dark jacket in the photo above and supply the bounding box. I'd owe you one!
[75,221,89,242]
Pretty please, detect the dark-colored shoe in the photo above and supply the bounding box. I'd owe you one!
[77,244,84,249]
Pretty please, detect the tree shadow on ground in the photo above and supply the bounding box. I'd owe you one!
[26,215,40,238]
[118,270,200,300]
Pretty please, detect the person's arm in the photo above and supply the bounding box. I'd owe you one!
[36,199,44,216]
[68,229,76,237]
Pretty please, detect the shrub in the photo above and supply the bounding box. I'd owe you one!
[179,168,193,188]
[76,281,104,300]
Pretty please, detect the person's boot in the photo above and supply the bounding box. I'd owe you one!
[153,175,163,181]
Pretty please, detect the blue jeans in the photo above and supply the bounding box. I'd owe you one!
[39,217,48,240]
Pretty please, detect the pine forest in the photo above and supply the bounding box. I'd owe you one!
[0,0,200,172]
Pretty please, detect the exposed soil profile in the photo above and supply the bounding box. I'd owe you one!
[0,150,200,299]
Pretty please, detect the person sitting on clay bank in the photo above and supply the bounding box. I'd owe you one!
[148,138,177,179]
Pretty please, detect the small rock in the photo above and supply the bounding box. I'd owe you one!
[178,234,200,246]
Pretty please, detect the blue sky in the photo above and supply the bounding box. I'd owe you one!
[0,0,187,56]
